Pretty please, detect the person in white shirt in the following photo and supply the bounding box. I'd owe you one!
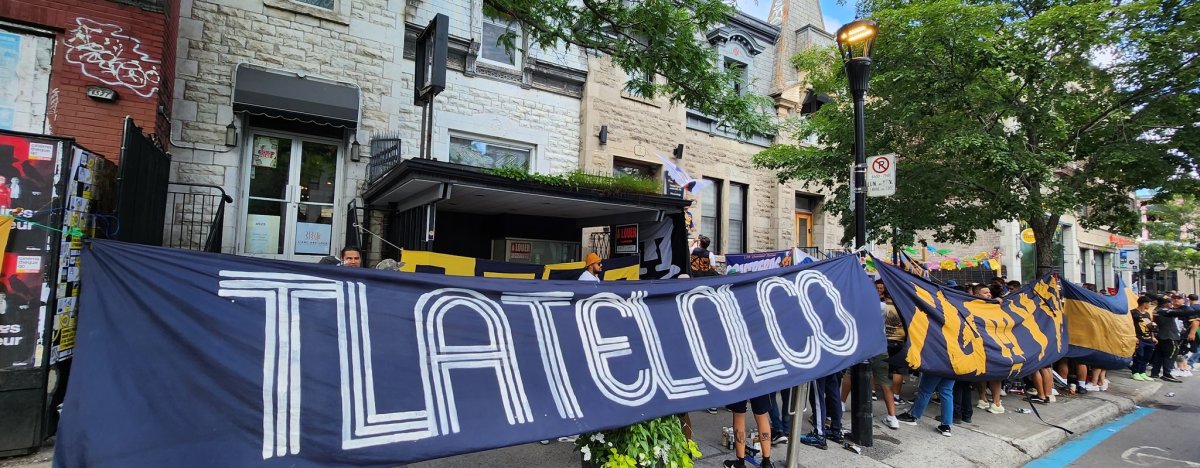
[579,252,603,281]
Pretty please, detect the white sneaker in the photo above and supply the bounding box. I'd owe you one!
[1000,388,1008,397]
[557,435,579,442]
[884,415,900,430]
[1083,382,1101,392]
[987,403,1005,414]
[1048,395,1057,403]
[976,399,990,410]
[1101,379,1110,391]
[1052,388,1060,396]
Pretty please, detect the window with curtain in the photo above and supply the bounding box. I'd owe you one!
[728,182,747,253]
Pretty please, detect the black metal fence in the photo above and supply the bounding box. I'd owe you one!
[115,117,171,246]
[163,182,232,253]
[368,133,402,183]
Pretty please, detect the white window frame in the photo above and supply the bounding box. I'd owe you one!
[480,15,524,70]
[264,0,350,24]
[236,128,346,262]
[448,131,536,171]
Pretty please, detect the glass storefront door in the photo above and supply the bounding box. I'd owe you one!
[242,131,341,260]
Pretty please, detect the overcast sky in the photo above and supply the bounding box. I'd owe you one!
[734,0,856,33]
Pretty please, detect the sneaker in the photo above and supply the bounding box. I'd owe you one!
[707,407,719,414]
[799,434,827,450]
[826,431,845,444]
[1101,379,1111,391]
[893,395,903,404]
[872,390,878,401]
[883,415,900,429]
[723,458,747,468]
[897,412,918,425]
[961,416,972,424]
[976,399,989,410]
[1084,382,1102,392]
[1028,388,1038,396]
[1026,396,1045,404]
[771,433,789,445]
[1052,388,1060,396]
[557,435,579,442]
[539,440,550,445]
[760,460,775,468]
[1075,384,1089,395]
[1161,375,1182,383]
[1047,395,1057,403]
[987,403,1005,414]
[1000,388,1008,397]
[937,424,952,437]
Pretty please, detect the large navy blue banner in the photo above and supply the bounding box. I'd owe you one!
[58,241,884,467]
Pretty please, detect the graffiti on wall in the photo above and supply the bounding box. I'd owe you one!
[63,18,161,98]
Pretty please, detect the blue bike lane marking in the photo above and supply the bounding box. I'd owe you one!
[1024,406,1155,468]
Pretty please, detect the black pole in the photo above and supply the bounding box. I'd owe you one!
[847,56,873,447]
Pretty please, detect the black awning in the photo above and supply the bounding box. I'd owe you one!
[362,159,691,219]
[233,66,359,127]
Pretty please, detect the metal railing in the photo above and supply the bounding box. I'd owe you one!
[163,182,233,253]
[797,246,853,260]
[368,133,403,184]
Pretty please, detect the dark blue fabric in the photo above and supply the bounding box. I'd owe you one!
[876,257,1068,381]
[56,240,884,467]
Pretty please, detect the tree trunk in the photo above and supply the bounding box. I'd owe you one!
[1028,213,1061,279]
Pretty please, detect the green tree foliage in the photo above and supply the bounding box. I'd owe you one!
[481,0,775,137]
[754,0,1198,276]
[1142,196,1200,273]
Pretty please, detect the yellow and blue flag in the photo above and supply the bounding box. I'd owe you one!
[1060,279,1137,369]
[876,258,1069,380]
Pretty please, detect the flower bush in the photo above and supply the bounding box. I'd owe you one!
[575,416,702,468]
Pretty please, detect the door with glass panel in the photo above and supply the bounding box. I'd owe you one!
[241,132,341,261]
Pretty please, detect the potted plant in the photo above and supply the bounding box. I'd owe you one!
[575,415,702,468]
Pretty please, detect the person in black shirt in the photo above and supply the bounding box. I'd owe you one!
[1150,295,1200,382]
[1129,296,1158,381]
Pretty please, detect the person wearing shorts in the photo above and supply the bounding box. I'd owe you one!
[723,395,774,468]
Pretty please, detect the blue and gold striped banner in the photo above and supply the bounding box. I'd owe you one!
[877,258,1068,380]
[1061,279,1137,369]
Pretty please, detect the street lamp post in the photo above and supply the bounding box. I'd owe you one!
[836,18,878,448]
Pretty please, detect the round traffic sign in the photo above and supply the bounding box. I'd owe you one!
[871,157,890,174]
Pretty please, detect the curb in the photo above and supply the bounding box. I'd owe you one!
[1009,380,1162,459]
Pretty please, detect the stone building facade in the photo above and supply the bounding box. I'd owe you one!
[0,0,177,158]
[579,0,843,258]
[168,0,586,259]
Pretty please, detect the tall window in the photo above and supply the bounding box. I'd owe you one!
[725,58,748,96]
[481,16,521,67]
[728,183,747,253]
[701,177,722,252]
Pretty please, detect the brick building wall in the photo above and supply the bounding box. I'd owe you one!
[0,0,173,159]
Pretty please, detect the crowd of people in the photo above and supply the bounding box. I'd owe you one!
[319,243,1200,468]
[678,240,1200,468]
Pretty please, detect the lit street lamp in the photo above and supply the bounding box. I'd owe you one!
[837,17,878,448]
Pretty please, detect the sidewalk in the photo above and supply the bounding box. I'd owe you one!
[0,370,1169,467]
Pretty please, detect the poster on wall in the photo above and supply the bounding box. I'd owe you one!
[246,214,280,254]
[614,223,639,255]
[0,133,60,369]
[252,137,279,168]
[294,222,332,255]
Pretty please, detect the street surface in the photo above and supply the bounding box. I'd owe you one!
[1051,372,1200,467]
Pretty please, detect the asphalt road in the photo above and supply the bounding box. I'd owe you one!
[1057,370,1200,467]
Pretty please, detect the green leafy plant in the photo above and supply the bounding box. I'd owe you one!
[575,416,701,468]
[485,166,662,195]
